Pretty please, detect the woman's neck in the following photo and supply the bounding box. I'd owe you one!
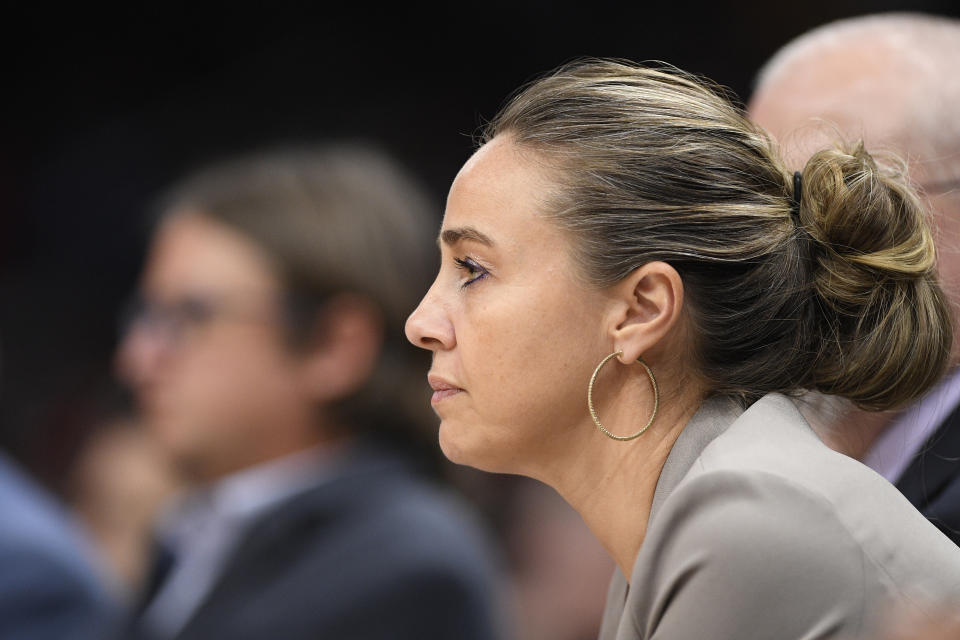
[533,385,703,581]
[797,395,895,460]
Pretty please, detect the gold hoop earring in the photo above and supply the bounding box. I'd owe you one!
[587,350,659,441]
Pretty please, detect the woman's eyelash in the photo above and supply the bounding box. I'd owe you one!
[454,257,489,288]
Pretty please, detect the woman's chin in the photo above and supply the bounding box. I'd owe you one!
[438,420,471,465]
[438,420,514,474]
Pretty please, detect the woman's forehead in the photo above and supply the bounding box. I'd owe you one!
[444,137,561,246]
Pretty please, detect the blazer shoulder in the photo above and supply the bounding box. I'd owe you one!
[0,463,118,640]
[628,469,877,640]
[0,455,113,601]
[648,467,870,576]
[351,473,501,582]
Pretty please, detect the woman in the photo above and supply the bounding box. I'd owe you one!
[405,59,960,639]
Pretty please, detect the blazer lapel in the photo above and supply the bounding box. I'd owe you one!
[649,395,743,522]
[598,395,744,640]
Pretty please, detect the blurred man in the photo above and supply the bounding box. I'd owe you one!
[117,146,504,640]
[749,13,960,544]
[0,450,118,639]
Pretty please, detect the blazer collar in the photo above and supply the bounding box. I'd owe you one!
[649,393,744,523]
[600,393,746,635]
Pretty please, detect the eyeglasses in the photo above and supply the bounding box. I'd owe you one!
[118,292,286,349]
[119,290,330,351]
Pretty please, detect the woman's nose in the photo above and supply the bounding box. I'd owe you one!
[405,289,455,352]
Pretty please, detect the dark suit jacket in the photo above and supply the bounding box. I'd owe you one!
[0,452,118,640]
[897,401,960,545]
[129,442,503,640]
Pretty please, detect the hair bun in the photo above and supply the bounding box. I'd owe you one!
[799,141,952,410]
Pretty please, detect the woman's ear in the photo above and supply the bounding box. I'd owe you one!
[607,261,683,363]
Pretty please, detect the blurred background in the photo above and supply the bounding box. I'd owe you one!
[2,2,958,638]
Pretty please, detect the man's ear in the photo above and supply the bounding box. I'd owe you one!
[607,261,683,364]
[295,294,384,403]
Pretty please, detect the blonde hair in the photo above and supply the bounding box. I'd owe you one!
[484,59,952,411]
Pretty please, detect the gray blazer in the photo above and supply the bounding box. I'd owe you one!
[599,393,960,640]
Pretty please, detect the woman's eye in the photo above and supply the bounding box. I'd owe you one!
[454,257,489,288]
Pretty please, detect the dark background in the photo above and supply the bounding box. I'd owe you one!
[2,1,957,490]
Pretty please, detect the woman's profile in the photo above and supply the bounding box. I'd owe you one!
[405,59,960,639]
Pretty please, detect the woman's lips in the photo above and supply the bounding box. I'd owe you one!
[428,375,464,404]
[431,388,463,404]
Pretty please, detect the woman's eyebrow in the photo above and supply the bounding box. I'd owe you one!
[438,227,495,248]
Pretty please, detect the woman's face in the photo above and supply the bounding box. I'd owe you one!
[405,136,609,474]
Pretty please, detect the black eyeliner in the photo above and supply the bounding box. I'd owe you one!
[454,257,489,288]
